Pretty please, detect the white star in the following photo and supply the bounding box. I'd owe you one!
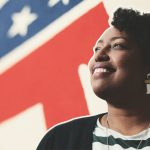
[48,0,69,7]
[0,0,8,9]
[8,6,38,38]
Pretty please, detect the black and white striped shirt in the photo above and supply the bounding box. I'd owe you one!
[93,119,150,150]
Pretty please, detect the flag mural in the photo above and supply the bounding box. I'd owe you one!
[0,0,149,150]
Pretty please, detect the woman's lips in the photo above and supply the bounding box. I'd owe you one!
[92,63,116,77]
[94,68,111,73]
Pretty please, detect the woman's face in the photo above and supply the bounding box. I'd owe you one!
[88,27,147,102]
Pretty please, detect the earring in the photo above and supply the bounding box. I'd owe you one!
[145,73,150,94]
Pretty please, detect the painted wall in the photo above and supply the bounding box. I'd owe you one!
[0,0,149,149]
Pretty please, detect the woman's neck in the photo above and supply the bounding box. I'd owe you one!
[101,103,150,136]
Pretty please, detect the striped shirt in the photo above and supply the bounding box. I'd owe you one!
[93,119,150,150]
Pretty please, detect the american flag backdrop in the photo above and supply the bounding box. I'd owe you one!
[0,0,149,149]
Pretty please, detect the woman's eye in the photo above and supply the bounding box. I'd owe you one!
[112,43,126,50]
[94,47,101,52]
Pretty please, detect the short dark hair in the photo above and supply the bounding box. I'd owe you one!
[111,8,150,66]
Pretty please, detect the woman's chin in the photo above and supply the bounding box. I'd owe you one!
[93,86,123,104]
[93,87,110,100]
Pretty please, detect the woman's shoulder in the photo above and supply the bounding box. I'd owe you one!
[40,114,105,140]
[52,113,105,131]
[36,114,105,150]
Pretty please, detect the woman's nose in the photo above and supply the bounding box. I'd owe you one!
[95,50,110,62]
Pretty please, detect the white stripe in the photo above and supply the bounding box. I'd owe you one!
[78,64,107,115]
[93,142,150,150]
[0,0,102,74]
[0,103,47,150]
[94,127,150,141]
[94,119,150,140]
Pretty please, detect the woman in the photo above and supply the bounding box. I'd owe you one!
[37,8,150,150]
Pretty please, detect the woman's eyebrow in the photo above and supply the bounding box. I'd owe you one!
[97,36,127,44]
[110,36,127,42]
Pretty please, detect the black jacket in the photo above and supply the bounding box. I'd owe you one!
[36,114,104,150]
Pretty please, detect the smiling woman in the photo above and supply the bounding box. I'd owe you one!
[89,26,146,105]
[36,8,150,150]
